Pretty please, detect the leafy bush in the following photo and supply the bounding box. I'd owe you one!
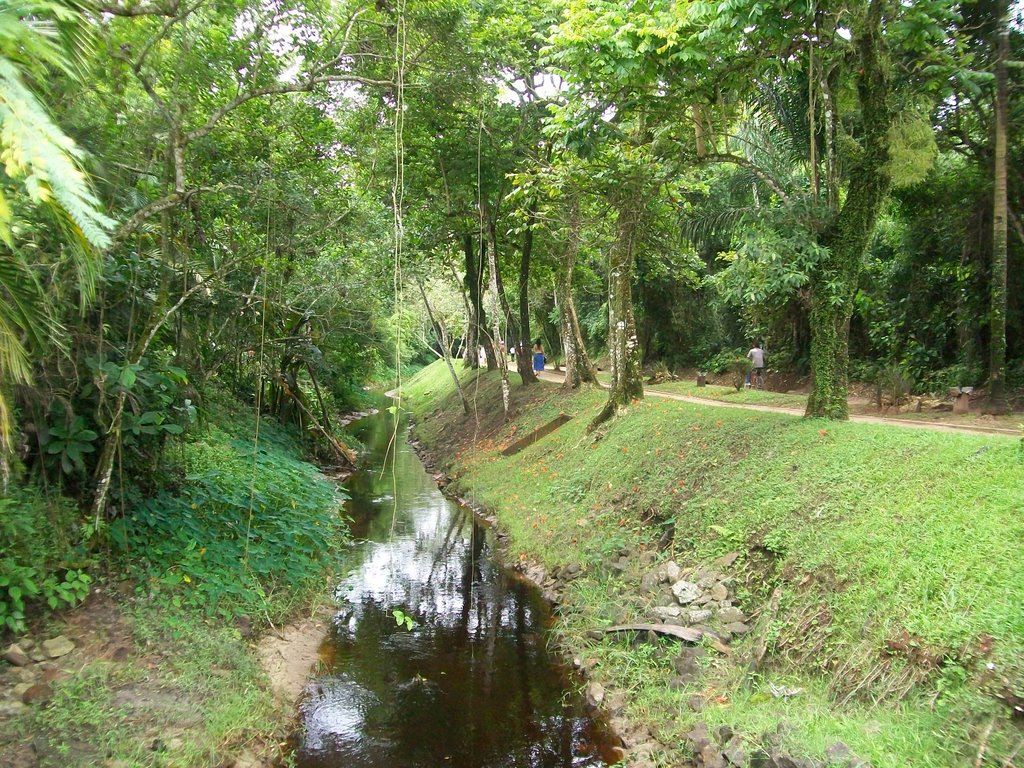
[704,347,748,375]
[109,427,350,620]
[0,489,92,633]
[921,363,984,395]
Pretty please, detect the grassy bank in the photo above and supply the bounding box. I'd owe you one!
[404,360,1024,767]
[0,390,352,766]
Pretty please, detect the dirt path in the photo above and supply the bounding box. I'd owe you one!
[536,371,1019,437]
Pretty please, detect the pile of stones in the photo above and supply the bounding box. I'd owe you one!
[640,555,750,641]
[1,636,77,715]
[684,723,871,768]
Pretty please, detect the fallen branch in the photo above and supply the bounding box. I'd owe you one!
[601,623,704,643]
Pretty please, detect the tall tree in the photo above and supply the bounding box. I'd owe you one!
[555,196,598,389]
[985,15,1010,413]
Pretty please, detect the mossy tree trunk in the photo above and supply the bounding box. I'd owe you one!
[591,187,644,429]
[557,198,598,390]
[805,0,892,420]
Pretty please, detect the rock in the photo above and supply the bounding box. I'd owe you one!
[14,683,33,696]
[825,743,852,762]
[585,681,605,708]
[21,683,53,705]
[41,636,74,659]
[605,691,627,713]
[718,607,746,624]
[724,622,751,636]
[20,638,35,651]
[714,725,734,744]
[668,675,693,689]
[685,721,712,751]
[665,561,682,583]
[0,700,28,717]
[652,605,682,620]
[715,551,740,568]
[231,749,263,768]
[29,650,47,663]
[723,737,747,766]
[671,580,701,605]
[701,743,728,768]
[825,742,871,767]
[687,609,713,625]
[4,644,31,667]
[710,583,729,601]
[687,694,705,712]
[39,667,68,685]
[640,571,660,592]
[639,550,657,567]
[235,615,253,638]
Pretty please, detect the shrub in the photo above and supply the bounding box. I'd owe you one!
[921,363,984,395]
[109,424,350,621]
[0,489,92,633]
[730,356,753,390]
[876,363,916,407]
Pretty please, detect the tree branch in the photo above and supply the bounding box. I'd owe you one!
[699,153,792,205]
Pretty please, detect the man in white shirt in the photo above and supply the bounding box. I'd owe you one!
[747,343,765,389]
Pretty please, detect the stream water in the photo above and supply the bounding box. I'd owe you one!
[291,410,616,768]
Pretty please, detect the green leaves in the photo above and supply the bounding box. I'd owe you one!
[392,608,417,631]
[44,415,98,475]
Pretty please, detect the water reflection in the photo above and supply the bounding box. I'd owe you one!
[293,412,610,768]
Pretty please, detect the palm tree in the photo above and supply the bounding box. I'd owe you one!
[0,1,113,474]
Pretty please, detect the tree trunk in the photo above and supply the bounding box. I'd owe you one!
[591,190,644,429]
[516,201,539,384]
[485,221,511,417]
[805,0,892,419]
[693,104,706,158]
[462,234,493,369]
[557,198,598,389]
[984,22,1009,414]
[489,218,517,339]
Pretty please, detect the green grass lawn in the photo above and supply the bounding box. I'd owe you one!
[591,369,808,407]
[404,360,1024,768]
[648,379,809,408]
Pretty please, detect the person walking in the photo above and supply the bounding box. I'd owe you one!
[532,339,545,374]
[747,342,765,389]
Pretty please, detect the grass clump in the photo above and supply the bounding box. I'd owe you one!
[403,359,1024,767]
[10,606,281,768]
